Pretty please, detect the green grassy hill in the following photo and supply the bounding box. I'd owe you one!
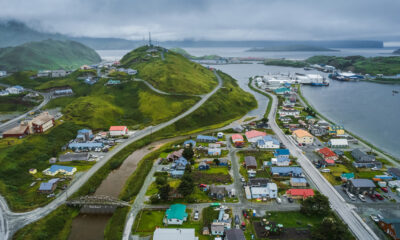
[306,55,400,75]
[170,47,223,60]
[0,39,101,72]
[120,46,218,95]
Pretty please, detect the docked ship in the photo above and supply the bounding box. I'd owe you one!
[296,73,329,86]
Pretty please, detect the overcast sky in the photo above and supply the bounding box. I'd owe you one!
[1,0,400,41]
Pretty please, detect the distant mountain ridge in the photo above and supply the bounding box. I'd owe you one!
[247,45,338,52]
[394,49,400,54]
[0,20,385,50]
[0,39,101,72]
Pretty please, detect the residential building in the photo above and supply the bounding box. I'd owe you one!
[106,79,121,85]
[0,90,9,96]
[317,120,330,128]
[29,168,37,174]
[208,148,221,156]
[38,178,59,193]
[170,170,185,178]
[232,125,244,133]
[388,168,400,180]
[257,135,280,149]
[172,157,188,171]
[153,228,197,240]
[209,143,221,148]
[202,227,210,235]
[209,185,226,200]
[346,179,375,195]
[292,129,314,145]
[378,219,400,240]
[286,189,315,199]
[217,158,229,166]
[217,132,224,138]
[278,109,300,117]
[329,125,345,136]
[274,149,290,158]
[271,156,291,166]
[68,142,103,151]
[37,70,51,77]
[59,152,89,162]
[244,156,257,169]
[109,126,128,136]
[2,123,30,138]
[317,147,338,165]
[309,125,328,136]
[231,134,244,147]
[198,162,209,170]
[211,222,225,235]
[183,140,196,147]
[271,167,302,177]
[351,149,382,168]
[43,165,76,176]
[245,130,266,143]
[32,112,55,133]
[76,129,94,142]
[54,88,73,96]
[328,139,349,148]
[249,183,278,199]
[197,135,218,143]
[6,85,24,94]
[167,149,184,161]
[0,70,7,77]
[248,169,256,178]
[248,178,270,187]
[165,204,188,225]
[290,178,308,187]
[51,70,67,78]
[81,65,91,70]
[225,229,245,240]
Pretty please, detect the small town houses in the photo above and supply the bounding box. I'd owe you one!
[164,204,188,225]
[109,126,129,137]
[257,135,280,149]
[231,134,244,147]
[292,129,314,145]
[245,130,266,143]
[43,165,77,176]
[2,112,55,138]
[317,147,338,166]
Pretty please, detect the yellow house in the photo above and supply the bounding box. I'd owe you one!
[329,125,345,136]
[292,129,314,145]
[29,168,37,174]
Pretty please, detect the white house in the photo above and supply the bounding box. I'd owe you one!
[109,126,128,137]
[6,85,24,94]
[0,90,9,96]
[165,204,188,225]
[257,136,280,149]
[43,165,76,176]
[328,139,349,148]
[153,228,197,240]
[0,71,7,77]
[271,157,291,166]
[248,183,278,199]
[278,109,300,117]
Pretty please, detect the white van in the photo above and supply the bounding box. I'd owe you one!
[276,197,282,204]
[320,168,331,173]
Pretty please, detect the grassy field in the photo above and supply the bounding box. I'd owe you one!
[264,211,323,228]
[0,94,40,113]
[264,59,308,68]
[120,46,218,95]
[13,205,79,240]
[104,207,130,240]
[322,164,352,185]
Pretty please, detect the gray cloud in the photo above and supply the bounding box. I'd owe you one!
[0,0,399,41]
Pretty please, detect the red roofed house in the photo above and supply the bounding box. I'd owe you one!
[2,122,30,138]
[231,134,244,147]
[109,126,128,137]
[286,189,315,199]
[318,147,338,166]
[245,130,267,143]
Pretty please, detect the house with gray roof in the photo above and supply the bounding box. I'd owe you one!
[225,229,246,240]
[346,179,376,195]
[209,185,226,200]
[351,149,382,169]
[59,152,89,162]
[244,156,257,169]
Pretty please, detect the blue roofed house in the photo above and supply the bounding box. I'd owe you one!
[271,167,302,177]
[68,142,103,151]
[198,162,209,170]
[274,149,290,158]
[290,178,307,187]
[196,135,218,143]
[43,165,77,176]
[107,79,121,85]
[257,135,280,149]
[38,178,59,193]
[271,156,291,166]
[388,168,400,180]
[172,157,188,171]
[170,170,185,178]
[183,140,196,147]
[208,148,221,156]
[164,204,188,225]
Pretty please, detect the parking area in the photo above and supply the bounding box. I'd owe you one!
[334,185,400,204]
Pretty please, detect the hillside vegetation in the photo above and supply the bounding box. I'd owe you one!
[0,39,101,72]
[248,45,337,52]
[170,47,223,60]
[306,55,400,75]
[121,46,218,95]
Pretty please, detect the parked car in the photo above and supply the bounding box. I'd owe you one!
[194,211,199,220]
[288,197,293,203]
[381,187,388,193]
[320,168,331,173]
[375,193,384,201]
[369,194,376,201]
[370,215,380,222]
[235,215,240,225]
[346,191,356,201]
[358,194,366,202]
[242,210,247,217]
[276,197,282,204]
[241,177,245,182]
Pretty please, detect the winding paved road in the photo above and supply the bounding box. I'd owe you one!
[0,70,222,240]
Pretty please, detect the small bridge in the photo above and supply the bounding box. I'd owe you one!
[66,195,130,214]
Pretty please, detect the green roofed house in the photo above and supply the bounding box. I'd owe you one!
[341,173,355,182]
[164,204,188,225]
[274,87,291,95]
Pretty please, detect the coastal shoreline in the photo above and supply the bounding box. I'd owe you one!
[298,85,399,164]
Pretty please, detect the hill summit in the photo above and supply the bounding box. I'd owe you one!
[0,39,101,72]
